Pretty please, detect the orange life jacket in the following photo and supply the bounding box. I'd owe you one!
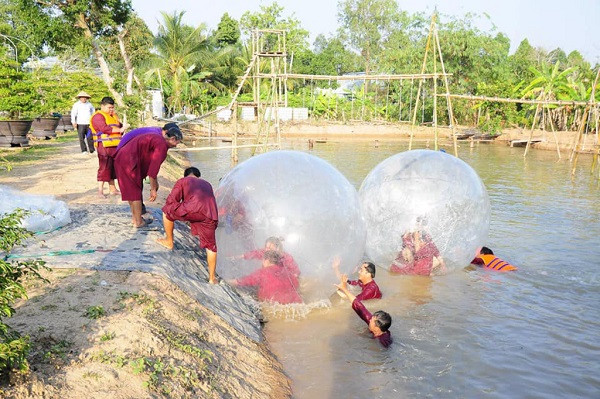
[90,110,121,148]
[479,254,518,272]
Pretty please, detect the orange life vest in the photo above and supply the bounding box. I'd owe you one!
[479,254,518,272]
[90,110,122,148]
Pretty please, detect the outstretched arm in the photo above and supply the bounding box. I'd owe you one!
[332,256,343,281]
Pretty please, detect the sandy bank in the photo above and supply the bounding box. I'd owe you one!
[188,120,598,154]
[0,139,291,398]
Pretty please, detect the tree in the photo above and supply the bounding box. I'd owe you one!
[310,34,360,75]
[214,13,240,47]
[33,0,133,107]
[239,2,309,55]
[149,11,221,114]
[337,0,402,81]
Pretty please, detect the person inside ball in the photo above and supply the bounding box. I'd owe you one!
[389,217,446,276]
[332,256,382,301]
[228,250,303,304]
[335,275,392,348]
[231,236,300,287]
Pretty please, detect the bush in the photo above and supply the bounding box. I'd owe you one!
[0,209,47,380]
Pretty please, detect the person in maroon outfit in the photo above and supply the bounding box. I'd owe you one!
[234,237,300,288]
[91,97,125,198]
[114,126,182,227]
[336,276,392,348]
[157,167,220,284]
[332,257,381,301]
[390,230,446,276]
[230,250,302,304]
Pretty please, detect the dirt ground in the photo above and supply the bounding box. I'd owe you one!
[0,139,291,399]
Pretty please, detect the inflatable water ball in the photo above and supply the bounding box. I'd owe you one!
[359,150,490,273]
[216,150,366,299]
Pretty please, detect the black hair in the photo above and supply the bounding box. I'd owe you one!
[100,96,115,105]
[263,250,282,266]
[184,167,201,177]
[163,122,178,131]
[165,126,183,141]
[373,311,391,332]
[265,236,284,251]
[480,246,494,255]
[363,262,376,278]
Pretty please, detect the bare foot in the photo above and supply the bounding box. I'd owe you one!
[97,192,107,199]
[208,278,219,285]
[109,190,121,196]
[156,237,174,250]
[133,220,148,228]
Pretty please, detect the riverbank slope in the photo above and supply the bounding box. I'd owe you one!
[0,139,291,398]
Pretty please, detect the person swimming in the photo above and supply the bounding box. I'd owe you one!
[471,246,518,272]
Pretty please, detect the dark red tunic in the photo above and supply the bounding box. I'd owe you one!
[162,176,219,252]
[114,133,168,201]
[242,249,300,288]
[390,233,440,276]
[237,265,302,304]
[352,299,392,348]
[348,279,382,301]
[92,113,121,182]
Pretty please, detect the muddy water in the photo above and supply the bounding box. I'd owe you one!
[188,139,600,398]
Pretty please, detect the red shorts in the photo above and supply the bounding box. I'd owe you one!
[97,145,117,182]
[163,207,218,252]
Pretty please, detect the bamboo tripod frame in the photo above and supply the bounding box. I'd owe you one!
[408,13,459,157]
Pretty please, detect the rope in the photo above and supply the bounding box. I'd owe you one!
[6,249,101,259]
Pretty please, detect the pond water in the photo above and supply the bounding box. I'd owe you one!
[187,139,600,398]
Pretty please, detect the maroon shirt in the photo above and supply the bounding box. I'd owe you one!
[348,279,382,301]
[162,176,218,233]
[237,265,302,304]
[352,299,392,348]
[114,133,168,201]
[243,249,300,288]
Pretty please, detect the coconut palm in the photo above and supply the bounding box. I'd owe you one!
[147,11,221,114]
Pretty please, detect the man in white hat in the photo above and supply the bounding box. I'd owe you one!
[71,91,95,155]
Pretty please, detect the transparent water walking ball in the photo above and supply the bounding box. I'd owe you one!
[359,150,490,273]
[216,150,366,300]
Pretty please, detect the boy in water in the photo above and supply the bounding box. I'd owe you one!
[471,247,518,272]
[336,275,392,348]
[332,257,382,301]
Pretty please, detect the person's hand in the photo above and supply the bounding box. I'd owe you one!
[332,256,341,270]
[73,123,77,129]
[148,188,158,202]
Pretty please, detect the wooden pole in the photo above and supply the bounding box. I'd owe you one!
[524,98,542,157]
[433,19,458,156]
[409,13,436,150]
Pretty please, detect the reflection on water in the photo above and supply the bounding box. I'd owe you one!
[187,140,600,398]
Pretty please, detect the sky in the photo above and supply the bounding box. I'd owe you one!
[130,0,600,64]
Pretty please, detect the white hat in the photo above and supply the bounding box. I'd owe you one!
[76,91,91,98]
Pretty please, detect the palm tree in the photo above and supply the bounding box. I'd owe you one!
[519,61,575,130]
[148,11,220,114]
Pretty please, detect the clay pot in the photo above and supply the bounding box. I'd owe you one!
[0,120,32,147]
[59,114,74,131]
[31,117,60,139]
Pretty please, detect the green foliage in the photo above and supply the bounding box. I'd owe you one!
[214,13,240,47]
[239,2,309,54]
[0,209,47,377]
[0,58,36,118]
[84,306,106,319]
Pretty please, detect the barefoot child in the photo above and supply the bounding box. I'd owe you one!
[157,167,219,284]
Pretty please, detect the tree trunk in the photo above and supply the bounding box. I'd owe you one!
[117,28,134,96]
[76,14,125,108]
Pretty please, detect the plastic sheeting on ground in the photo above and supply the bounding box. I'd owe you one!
[0,185,71,233]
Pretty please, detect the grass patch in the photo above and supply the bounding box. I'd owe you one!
[43,340,71,362]
[100,331,116,342]
[84,306,106,319]
[0,131,77,172]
